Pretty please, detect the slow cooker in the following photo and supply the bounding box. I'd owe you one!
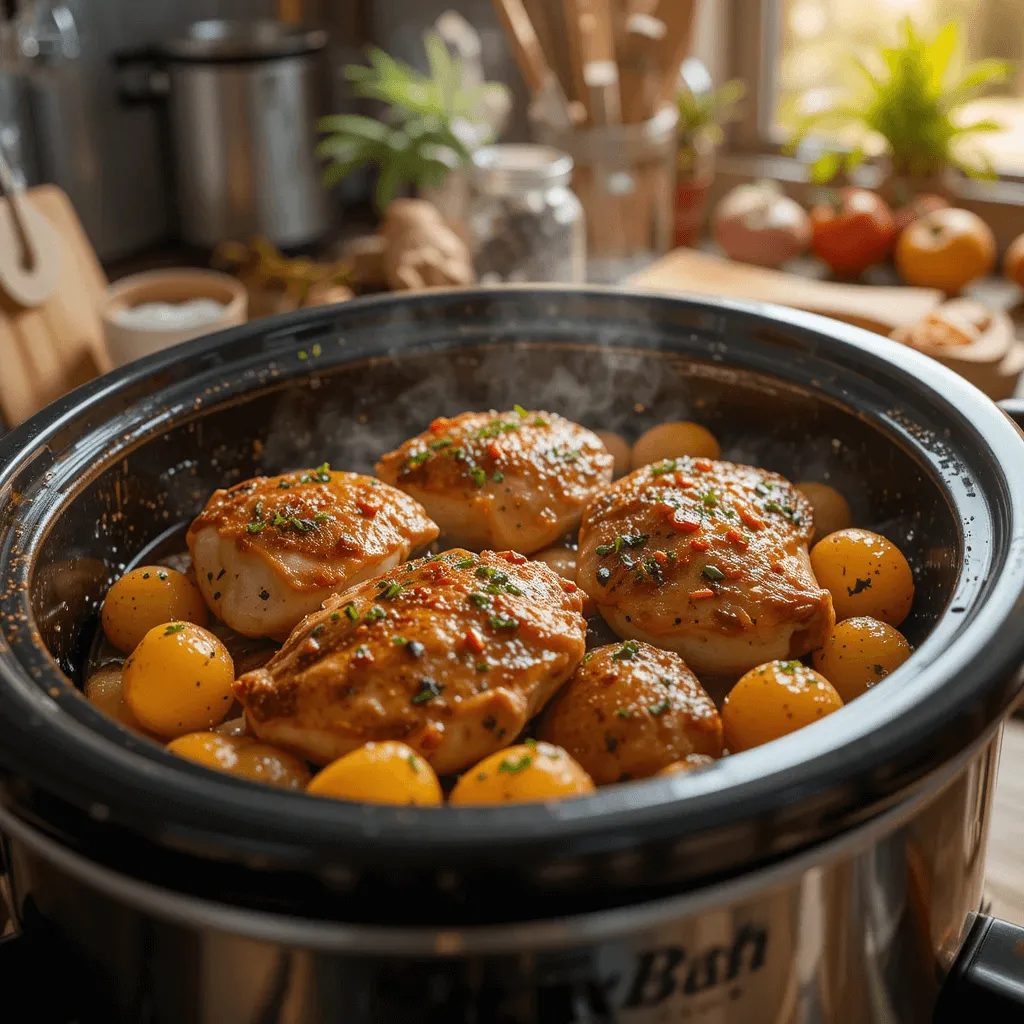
[1,288,1023,1023]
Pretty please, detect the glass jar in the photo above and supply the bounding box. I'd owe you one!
[467,145,585,284]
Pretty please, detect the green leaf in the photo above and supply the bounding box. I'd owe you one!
[809,150,844,185]
[317,114,390,142]
[926,21,958,90]
[952,118,1004,136]
[843,144,865,174]
[945,59,1012,106]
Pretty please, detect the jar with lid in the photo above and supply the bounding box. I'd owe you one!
[467,145,584,284]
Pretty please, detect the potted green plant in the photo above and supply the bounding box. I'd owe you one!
[674,77,745,247]
[785,18,1011,198]
[317,30,509,219]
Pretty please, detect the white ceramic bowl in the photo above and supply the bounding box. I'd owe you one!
[102,269,247,368]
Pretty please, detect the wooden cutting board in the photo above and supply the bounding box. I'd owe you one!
[630,247,943,335]
[0,184,110,430]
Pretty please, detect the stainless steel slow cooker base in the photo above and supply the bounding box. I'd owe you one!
[0,724,1001,1023]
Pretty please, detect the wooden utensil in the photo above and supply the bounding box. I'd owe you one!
[630,247,942,336]
[617,13,665,124]
[0,184,110,429]
[645,0,698,113]
[490,0,574,130]
[577,0,620,126]
[522,0,574,100]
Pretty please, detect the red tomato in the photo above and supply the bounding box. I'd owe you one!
[810,189,896,277]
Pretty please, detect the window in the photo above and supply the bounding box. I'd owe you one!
[734,0,1024,177]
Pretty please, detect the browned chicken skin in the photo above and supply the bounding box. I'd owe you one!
[233,548,587,774]
[577,457,834,676]
[186,467,438,640]
[375,409,614,554]
[540,640,723,784]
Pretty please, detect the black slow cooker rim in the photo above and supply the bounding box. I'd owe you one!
[1,286,1023,881]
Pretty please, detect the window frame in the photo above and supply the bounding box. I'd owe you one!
[718,0,1024,247]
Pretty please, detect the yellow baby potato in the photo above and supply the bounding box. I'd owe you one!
[631,421,720,470]
[657,754,715,776]
[168,732,310,789]
[123,622,235,739]
[449,742,595,805]
[84,663,152,735]
[595,430,631,477]
[810,528,914,626]
[306,741,442,805]
[796,482,852,542]
[722,660,844,753]
[101,566,208,654]
[812,616,912,702]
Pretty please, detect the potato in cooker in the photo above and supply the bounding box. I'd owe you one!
[723,659,843,753]
[307,741,442,805]
[631,421,720,470]
[810,528,914,626]
[812,616,912,702]
[168,732,310,790]
[539,640,723,784]
[123,622,235,739]
[101,565,207,654]
[796,482,852,543]
[448,741,594,805]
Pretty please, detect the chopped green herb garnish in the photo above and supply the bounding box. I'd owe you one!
[299,462,331,484]
[702,565,726,581]
[499,754,532,774]
[474,420,520,439]
[364,605,387,622]
[297,350,308,361]
[411,678,443,705]
[469,592,491,608]
[246,522,267,534]
[470,467,487,487]
[513,403,529,418]
[452,446,467,462]
[354,644,371,658]
[595,543,614,556]
[488,614,519,631]
[612,639,640,661]
[755,482,770,496]
[648,699,670,716]
[476,661,489,673]
[330,612,341,622]
[311,624,326,638]
[455,556,475,569]
[701,490,719,508]
[407,753,420,773]
[343,603,359,622]
[778,660,802,674]
[391,635,408,646]
[428,437,453,451]
[651,459,678,476]
[616,708,631,719]
[493,470,504,483]
[406,450,432,468]
[379,581,404,599]
[764,500,782,514]
[164,623,186,635]
[277,480,292,489]
[314,513,334,523]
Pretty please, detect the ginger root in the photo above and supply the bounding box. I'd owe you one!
[380,199,475,291]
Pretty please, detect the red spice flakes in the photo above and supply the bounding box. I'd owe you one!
[429,417,450,434]
[415,723,445,751]
[560,579,579,593]
[694,459,713,473]
[463,628,485,654]
[689,588,715,600]
[724,567,745,580]
[500,551,528,564]
[739,509,765,531]
[487,442,502,460]
[652,550,669,565]
[357,499,381,518]
[690,538,711,552]
[668,509,701,533]
[673,472,696,489]
[725,528,749,550]
[770,561,785,574]
[410,586,430,599]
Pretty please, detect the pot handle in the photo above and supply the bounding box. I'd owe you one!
[934,912,1024,1021]
[112,47,170,105]
[998,398,1024,431]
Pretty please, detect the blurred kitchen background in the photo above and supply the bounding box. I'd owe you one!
[2,0,1024,430]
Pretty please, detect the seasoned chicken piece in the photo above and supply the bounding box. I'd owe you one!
[375,408,614,554]
[186,465,438,640]
[577,457,834,677]
[233,549,587,774]
[540,640,723,785]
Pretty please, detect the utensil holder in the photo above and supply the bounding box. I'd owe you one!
[531,105,678,283]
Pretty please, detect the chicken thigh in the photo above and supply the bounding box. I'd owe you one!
[233,548,587,774]
[187,466,438,640]
[577,457,834,676]
[375,408,614,554]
